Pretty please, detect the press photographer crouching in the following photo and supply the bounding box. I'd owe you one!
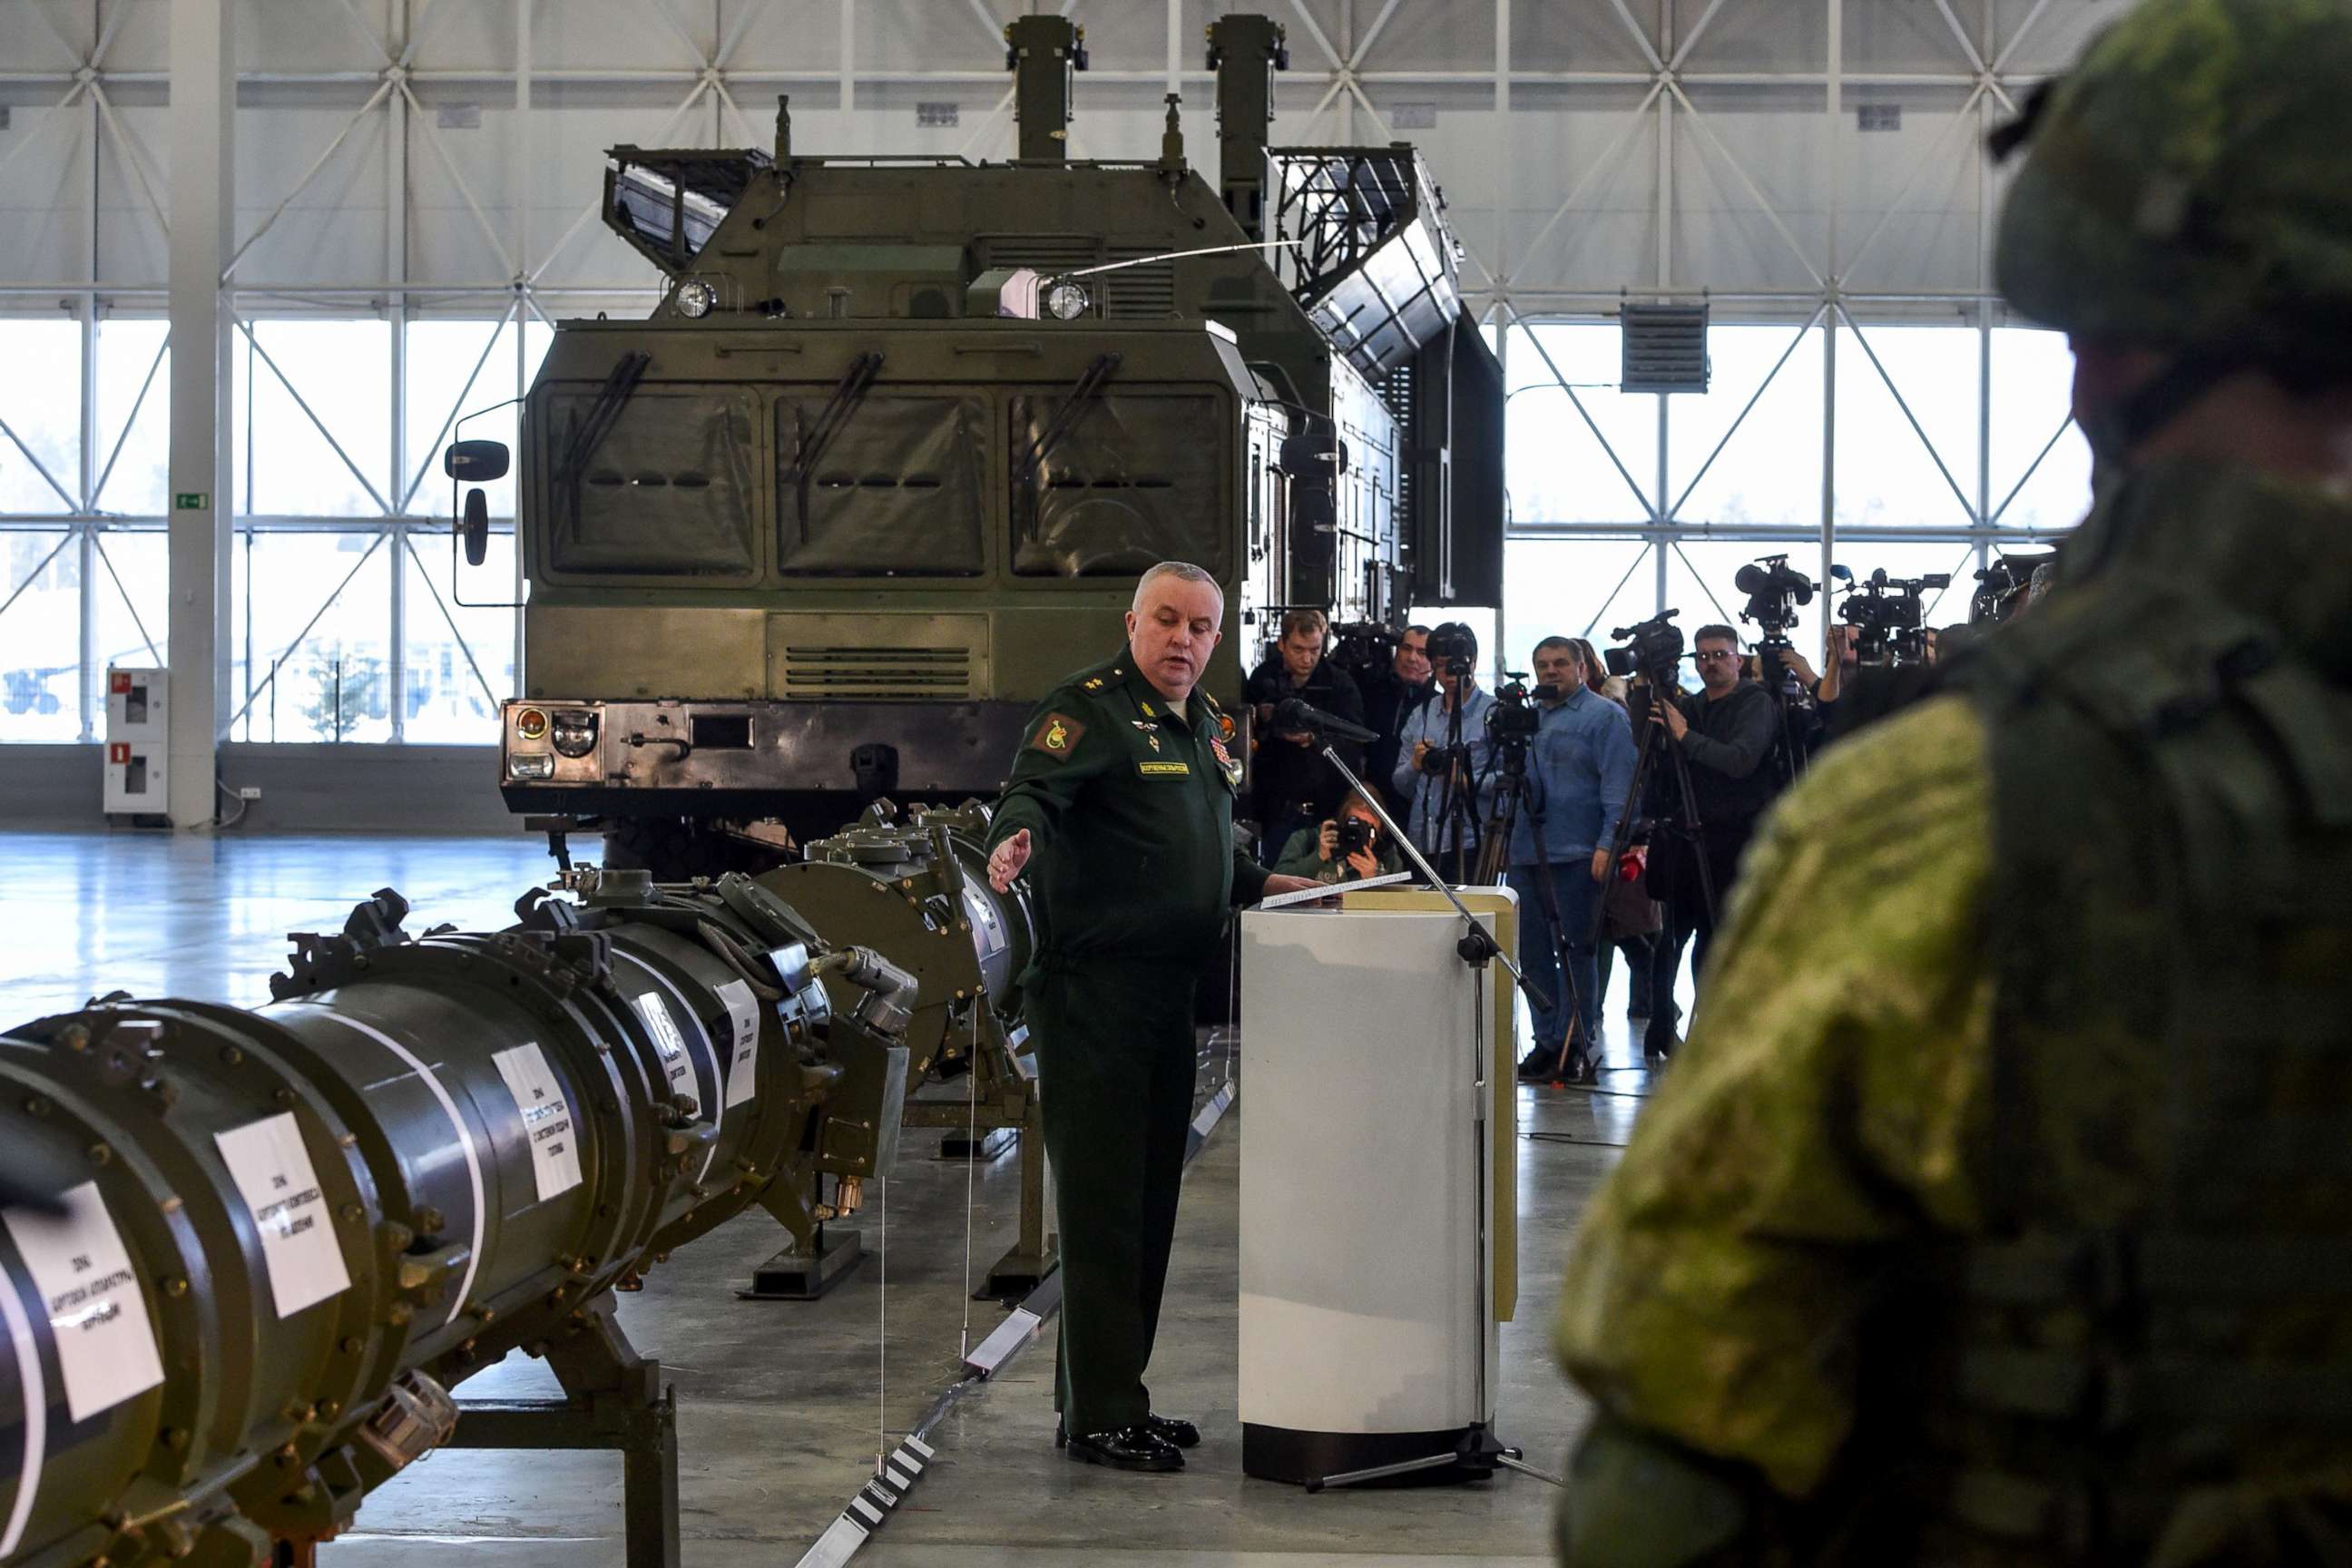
[1247,609,1367,865]
[1505,638,1635,1083]
[1271,789,1406,886]
[1393,622,1496,882]
[1642,622,1779,1056]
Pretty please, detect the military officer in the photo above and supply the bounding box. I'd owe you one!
[985,561,1319,1473]
[1553,2,2352,1562]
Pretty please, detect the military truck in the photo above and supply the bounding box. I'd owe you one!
[460,12,1503,874]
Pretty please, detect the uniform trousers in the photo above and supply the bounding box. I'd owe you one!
[1027,955,1198,1435]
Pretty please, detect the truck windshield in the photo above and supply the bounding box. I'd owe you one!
[777,394,986,576]
[545,387,760,577]
[1009,392,1225,578]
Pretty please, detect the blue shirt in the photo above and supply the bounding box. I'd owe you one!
[1391,683,1498,853]
[1509,686,1636,867]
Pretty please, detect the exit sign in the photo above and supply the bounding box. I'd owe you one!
[173,492,209,510]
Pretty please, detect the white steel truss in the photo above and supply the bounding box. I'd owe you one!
[0,0,2112,743]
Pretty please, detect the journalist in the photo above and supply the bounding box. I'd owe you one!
[1245,609,1367,864]
[1392,622,1495,878]
[1272,789,1406,885]
[1642,622,1778,1056]
[1508,638,1635,1082]
[1359,623,1434,808]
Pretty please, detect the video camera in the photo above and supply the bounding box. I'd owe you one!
[1831,564,1948,664]
[1603,610,1685,686]
[1734,554,1815,638]
[1970,549,2053,626]
[1426,622,1479,681]
[1487,673,1545,745]
[1326,619,1403,675]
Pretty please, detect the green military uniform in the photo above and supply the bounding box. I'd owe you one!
[985,650,1267,1436]
[1554,2,2352,1562]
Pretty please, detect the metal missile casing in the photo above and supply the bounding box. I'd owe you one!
[0,872,913,1566]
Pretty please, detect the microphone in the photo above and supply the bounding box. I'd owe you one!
[1273,697,1378,746]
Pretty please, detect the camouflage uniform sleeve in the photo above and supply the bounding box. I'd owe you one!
[1555,695,1997,1503]
[986,689,1120,863]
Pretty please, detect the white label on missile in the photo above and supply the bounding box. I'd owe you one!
[633,992,693,1094]
[214,1112,351,1318]
[2,1181,165,1423]
[716,978,760,1109]
[493,1043,584,1202]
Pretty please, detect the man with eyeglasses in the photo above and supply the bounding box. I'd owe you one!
[1640,623,1777,1057]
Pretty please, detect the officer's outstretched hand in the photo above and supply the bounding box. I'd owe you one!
[1262,874,1325,898]
[988,828,1032,892]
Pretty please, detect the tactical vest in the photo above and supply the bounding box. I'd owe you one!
[1922,458,2352,1563]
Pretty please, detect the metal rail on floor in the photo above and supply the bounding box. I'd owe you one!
[789,1080,1238,1568]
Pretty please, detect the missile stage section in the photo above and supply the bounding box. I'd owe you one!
[750,799,1050,1300]
[0,869,915,1568]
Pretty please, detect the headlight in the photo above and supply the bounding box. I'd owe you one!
[514,706,549,740]
[551,710,598,759]
[675,279,717,318]
[508,753,555,780]
[1044,280,1090,320]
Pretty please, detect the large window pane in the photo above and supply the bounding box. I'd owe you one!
[0,531,81,740]
[0,319,83,515]
[407,318,524,520]
[402,527,515,744]
[1669,323,1824,527]
[245,320,392,517]
[1990,328,2091,532]
[1504,323,1656,525]
[90,528,167,675]
[93,320,172,516]
[1834,322,1981,530]
[233,531,393,742]
[1499,538,1651,674]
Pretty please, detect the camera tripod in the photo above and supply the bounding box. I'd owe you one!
[1422,681,1485,886]
[1477,738,1595,1085]
[1589,677,1720,1033]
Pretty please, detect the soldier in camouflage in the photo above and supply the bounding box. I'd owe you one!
[1553,1,2352,1562]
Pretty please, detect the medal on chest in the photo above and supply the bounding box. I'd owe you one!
[1209,733,1242,788]
[1131,720,1162,754]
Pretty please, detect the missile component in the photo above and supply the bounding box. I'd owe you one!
[0,869,912,1567]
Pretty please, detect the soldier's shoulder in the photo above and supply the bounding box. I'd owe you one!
[1049,656,1128,706]
[1770,696,1989,861]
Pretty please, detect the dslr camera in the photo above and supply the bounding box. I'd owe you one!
[1604,610,1686,685]
[1832,565,1948,664]
[1337,816,1383,858]
[1487,674,1544,743]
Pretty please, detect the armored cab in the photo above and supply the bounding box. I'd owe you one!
[474,13,1502,869]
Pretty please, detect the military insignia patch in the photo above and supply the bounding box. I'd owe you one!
[1209,734,1242,788]
[1138,699,1156,717]
[1130,721,1162,753]
[1027,711,1086,760]
[1082,677,1103,691]
[1138,760,1191,777]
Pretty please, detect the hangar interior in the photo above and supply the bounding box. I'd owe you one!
[0,3,2115,1566]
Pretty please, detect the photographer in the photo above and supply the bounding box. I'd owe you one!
[1508,638,1635,1081]
[1642,622,1779,1055]
[1358,623,1434,809]
[1245,609,1366,865]
[1271,789,1406,886]
[1393,622,1495,877]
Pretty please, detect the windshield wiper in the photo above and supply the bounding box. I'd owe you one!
[1016,353,1122,483]
[786,351,885,494]
[555,349,653,493]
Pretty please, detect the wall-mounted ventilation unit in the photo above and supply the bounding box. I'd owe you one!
[1620,302,1710,395]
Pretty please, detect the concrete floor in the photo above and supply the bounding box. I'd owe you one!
[0,830,1670,1568]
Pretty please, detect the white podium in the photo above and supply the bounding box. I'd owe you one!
[1237,886,1520,1486]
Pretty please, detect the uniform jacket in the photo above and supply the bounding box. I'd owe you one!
[985,651,1269,968]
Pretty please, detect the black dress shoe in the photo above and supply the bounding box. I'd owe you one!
[1516,1050,1557,1082]
[1146,1412,1200,1449]
[1063,1423,1184,1472]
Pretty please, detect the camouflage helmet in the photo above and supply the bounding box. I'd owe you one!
[1994,0,2352,376]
